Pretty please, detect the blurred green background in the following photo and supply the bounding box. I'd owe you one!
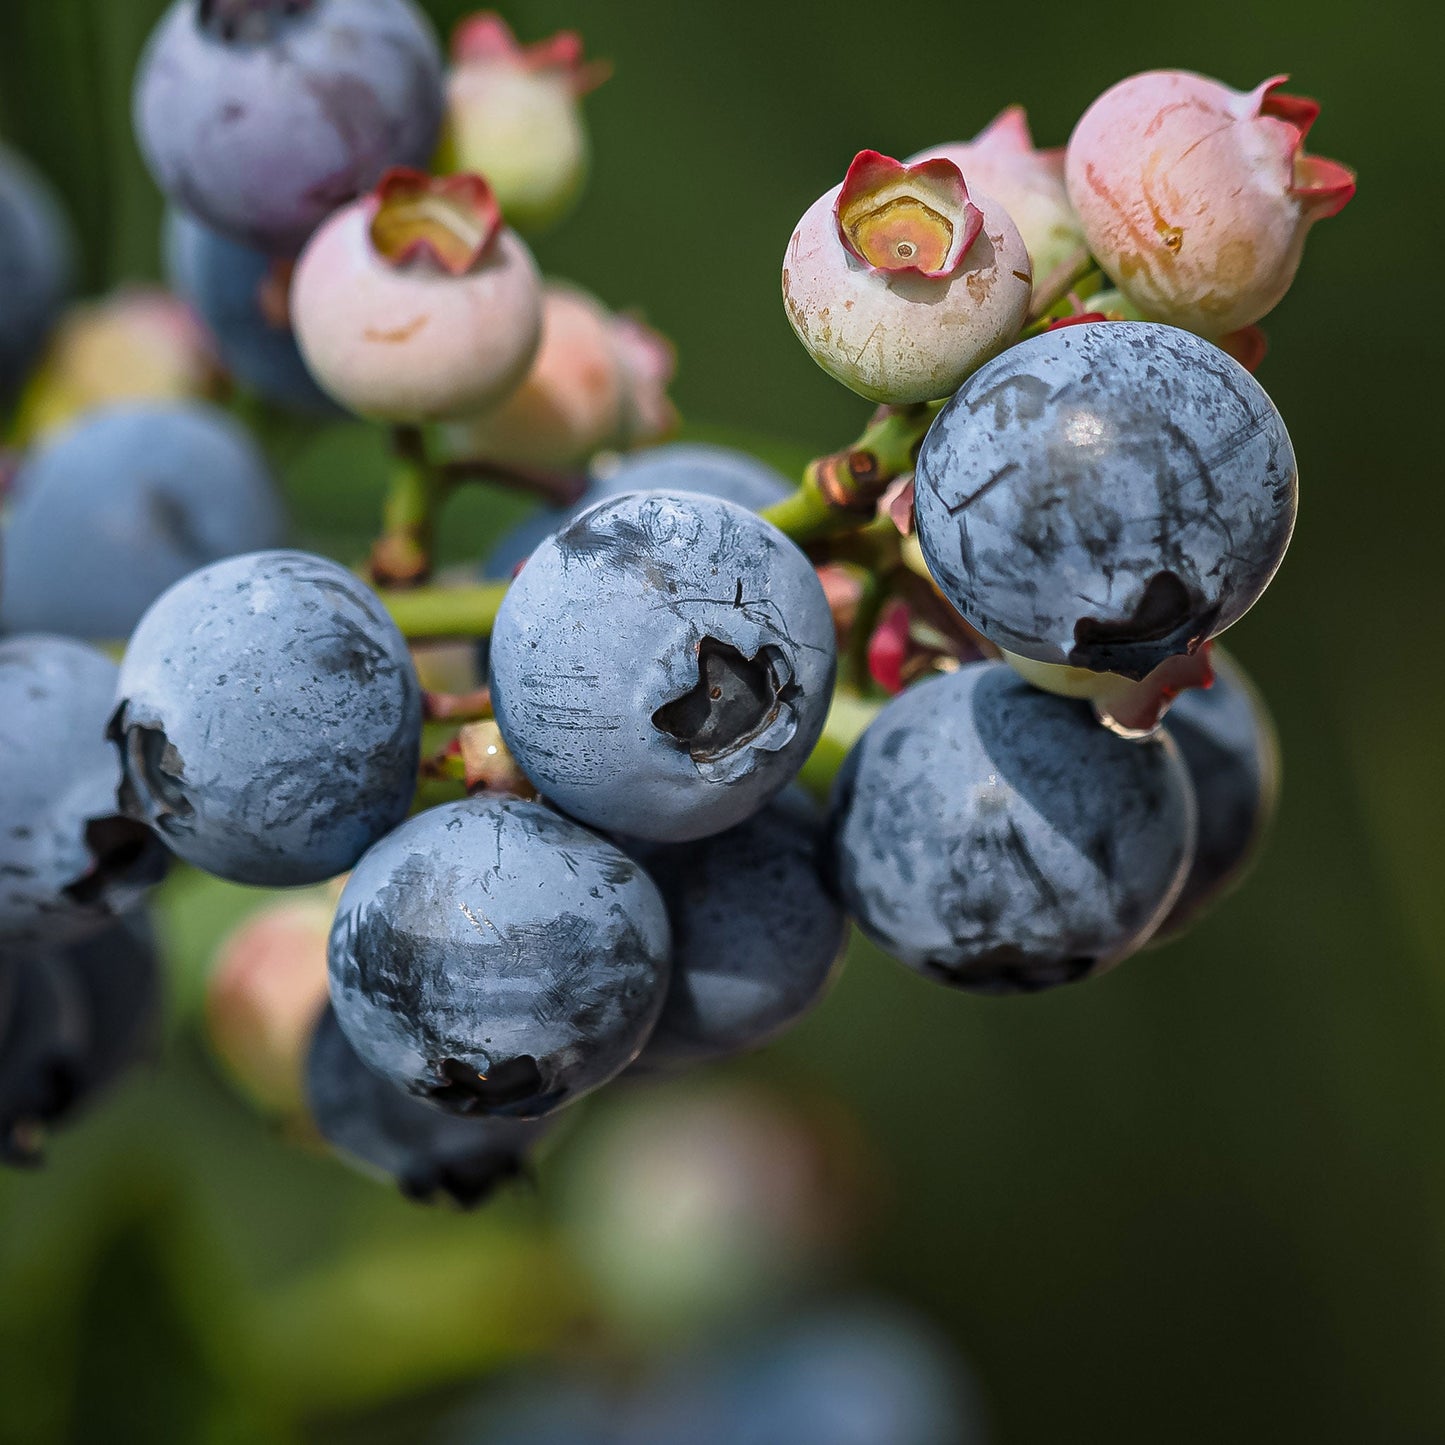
[2,1,1443,1442]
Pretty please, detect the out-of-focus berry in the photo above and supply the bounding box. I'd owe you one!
[164,209,340,416]
[207,897,332,1116]
[560,1082,863,1340]
[440,12,610,234]
[1066,71,1355,337]
[783,150,1031,404]
[13,288,221,444]
[1,402,284,640]
[910,105,1085,296]
[292,169,541,422]
[133,0,446,256]
[448,283,675,468]
[0,143,72,402]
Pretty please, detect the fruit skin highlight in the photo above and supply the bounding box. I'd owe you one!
[829,662,1196,993]
[133,0,446,256]
[327,796,671,1120]
[489,490,838,842]
[914,321,1297,680]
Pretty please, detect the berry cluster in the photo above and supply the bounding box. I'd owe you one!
[0,0,1351,1202]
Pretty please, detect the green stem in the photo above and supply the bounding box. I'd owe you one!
[845,570,888,694]
[763,402,940,546]
[380,582,509,640]
[371,426,450,587]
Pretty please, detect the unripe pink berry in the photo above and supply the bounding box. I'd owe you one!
[448,283,675,467]
[206,898,332,1116]
[783,151,1032,405]
[910,106,1086,294]
[16,286,221,443]
[1066,71,1355,337]
[441,13,609,234]
[291,169,541,423]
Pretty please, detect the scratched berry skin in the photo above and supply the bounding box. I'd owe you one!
[109,551,422,887]
[327,796,671,1120]
[133,0,445,256]
[913,321,1297,680]
[488,490,837,842]
[305,1004,549,1207]
[830,662,1195,993]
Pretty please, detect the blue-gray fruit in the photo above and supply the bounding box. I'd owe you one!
[306,1004,548,1208]
[0,637,167,947]
[109,550,421,887]
[1,402,284,640]
[164,209,339,416]
[629,792,846,1068]
[328,796,670,1119]
[0,144,72,400]
[830,661,1195,993]
[133,0,445,256]
[914,322,1297,680]
[489,491,837,842]
[1158,650,1279,937]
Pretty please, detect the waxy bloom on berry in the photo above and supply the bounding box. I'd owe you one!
[910,106,1085,298]
[292,169,542,422]
[1066,71,1355,337]
[783,151,1031,405]
[441,13,609,234]
[449,283,675,468]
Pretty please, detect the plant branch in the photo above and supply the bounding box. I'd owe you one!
[380,582,509,641]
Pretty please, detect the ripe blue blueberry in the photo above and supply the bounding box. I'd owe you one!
[164,208,339,416]
[306,1004,548,1208]
[328,796,671,1119]
[109,550,422,887]
[628,791,847,1069]
[914,322,1297,679]
[133,0,445,256]
[1158,649,1279,937]
[0,143,72,400]
[489,491,837,842]
[830,661,1195,992]
[1,402,284,640]
[0,637,167,948]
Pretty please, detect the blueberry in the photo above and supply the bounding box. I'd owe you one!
[489,491,836,842]
[1158,649,1279,937]
[0,637,167,948]
[914,322,1297,680]
[328,796,670,1119]
[628,791,847,1068]
[478,443,794,680]
[109,550,422,887]
[0,956,85,1165]
[163,208,339,416]
[305,1004,548,1208]
[0,143,72,400]
[627,1302,986,1445]
[1,402,285,640]
[133,0,445,256]
[482,443,793,580]
[830,661,1195,992]
[49,910,162,1112]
